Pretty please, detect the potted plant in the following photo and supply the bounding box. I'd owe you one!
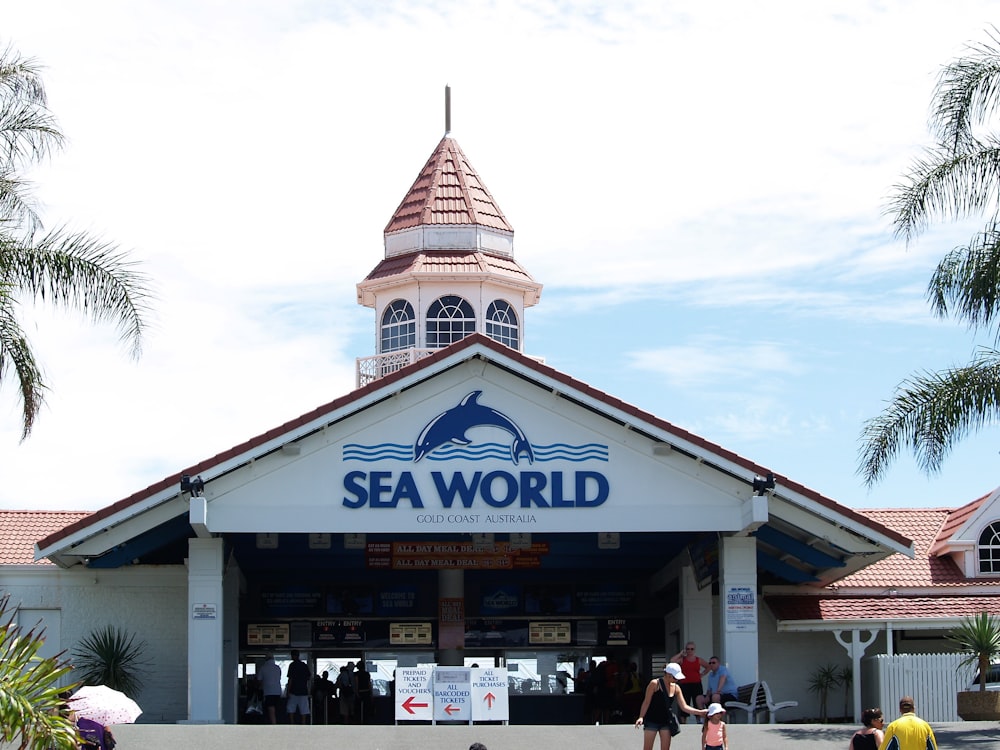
[948,611,1000,721]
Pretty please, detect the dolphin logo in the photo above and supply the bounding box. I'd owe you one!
[414,390,535,464]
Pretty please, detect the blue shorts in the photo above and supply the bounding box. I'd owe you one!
[286,694,310,715]
[642,721,670,732]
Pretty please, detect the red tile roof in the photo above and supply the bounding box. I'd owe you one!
[0,511,90,565]
[765,506,1000,625]
[362,250,537,285]
[766,594,1000,622]
[384,136,512,233]
[928,492,990,556]
[832,508,997,589]
[33,334,911,555]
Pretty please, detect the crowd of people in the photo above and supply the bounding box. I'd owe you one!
[246,653,376,725]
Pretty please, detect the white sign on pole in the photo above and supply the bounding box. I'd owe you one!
[725,584,758,632]
[471,667,509,722]
[394,667,433,721]
[433,667,472,722]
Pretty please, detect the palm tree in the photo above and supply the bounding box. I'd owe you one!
[859,29,1000,485]
[0,593,79,750]
[72,625,148,698]
[0,44,151,440]
[948,611,1000,692]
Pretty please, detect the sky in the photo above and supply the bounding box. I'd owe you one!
[3,0,1000,512]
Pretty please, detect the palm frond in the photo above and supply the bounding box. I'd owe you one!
[0,171,43,235]
[0,290,45,440]
[887,141,1000,244]
[927,223,1000,337]
[0,46,61,173]
[0,593,79,750]
[72,626,148,699]
[858,348,1000,485]
[2,229,154,358]
[930,28,1000,152]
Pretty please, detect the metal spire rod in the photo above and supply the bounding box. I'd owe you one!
[445,84,451,135]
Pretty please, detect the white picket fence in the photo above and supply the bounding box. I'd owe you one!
[862,653,975,722]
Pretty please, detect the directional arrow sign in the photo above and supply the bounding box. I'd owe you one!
[471,667,509,721]
[433,667,471,722]
[395,667,433,721]
[401,696,428,714]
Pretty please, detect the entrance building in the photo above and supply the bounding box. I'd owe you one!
[29,119,912,724]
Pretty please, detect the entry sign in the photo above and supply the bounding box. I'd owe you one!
[433,667,472,722]
[395,667,433,721]
[471,667,509,722]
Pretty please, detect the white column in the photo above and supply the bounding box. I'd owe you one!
[680,565,714,658]
[834,629,878,723]
[185,537,225,723]
[718,535,758,685]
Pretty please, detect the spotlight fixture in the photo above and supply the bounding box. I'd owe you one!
[180,474,205,497]
[752,472,775,496]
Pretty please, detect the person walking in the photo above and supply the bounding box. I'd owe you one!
[851,707,885,750]
[259,654,282,725]
[635,662,707,750]
[671,642,708,723]
[702,702,728,750]
[878,696,937,750]
[285,650,312,724]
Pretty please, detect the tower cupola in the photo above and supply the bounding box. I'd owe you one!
[356,99,541,387]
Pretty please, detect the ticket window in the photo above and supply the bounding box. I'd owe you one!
[506,650,581,695]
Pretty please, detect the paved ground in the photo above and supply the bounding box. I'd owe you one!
[85,721,999,750]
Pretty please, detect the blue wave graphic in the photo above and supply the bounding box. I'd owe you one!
[343,441,608,462]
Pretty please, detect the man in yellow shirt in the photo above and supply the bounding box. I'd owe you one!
[879,696,938,750]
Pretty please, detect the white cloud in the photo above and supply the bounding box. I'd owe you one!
[3,0,1000,510]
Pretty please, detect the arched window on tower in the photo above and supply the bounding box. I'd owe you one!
[979,522,1000,574]
[426,295,475,348]
[380,300,415,353]
[485,299,519,349]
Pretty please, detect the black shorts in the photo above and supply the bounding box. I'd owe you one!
[679,682,700,705]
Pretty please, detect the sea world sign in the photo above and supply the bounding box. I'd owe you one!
[341,390,611,532]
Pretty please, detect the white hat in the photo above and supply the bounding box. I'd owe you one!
[707,702,726,716]
[663,662,684,680]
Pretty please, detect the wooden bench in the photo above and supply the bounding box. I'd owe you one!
[724,682,766,723]
[723,681,798,723]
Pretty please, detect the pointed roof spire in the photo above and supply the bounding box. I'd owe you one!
[383,134,512,234]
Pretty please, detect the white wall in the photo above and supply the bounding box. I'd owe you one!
[2,565,189,723]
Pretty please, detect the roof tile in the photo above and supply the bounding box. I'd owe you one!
[384,137,512,233]
[0,511,90,565]
[766,594,1000,622]
[363,250,536,285]
[833,508,997,589]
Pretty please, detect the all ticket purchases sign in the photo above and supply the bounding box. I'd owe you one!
[394,666,509,723]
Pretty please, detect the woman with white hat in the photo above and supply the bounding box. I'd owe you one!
[635,662,708,750]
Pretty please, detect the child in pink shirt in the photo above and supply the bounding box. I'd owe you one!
[702,702,728,750]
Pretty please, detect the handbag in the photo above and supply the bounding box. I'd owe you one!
[658,678,681,736]
[246,694,263,715]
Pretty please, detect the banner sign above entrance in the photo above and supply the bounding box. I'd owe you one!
[366,540,548,570]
